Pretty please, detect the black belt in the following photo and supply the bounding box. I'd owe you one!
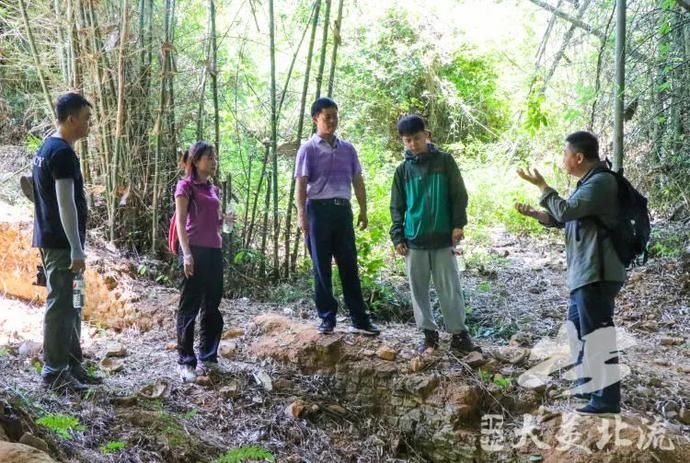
[310,198,350,206]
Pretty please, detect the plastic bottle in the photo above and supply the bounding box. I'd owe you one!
[72,272,85,309]
[454,246,466,272]
[222,202,235,234]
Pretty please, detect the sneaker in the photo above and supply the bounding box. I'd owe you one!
[576,404,620,416]
[318,319,335,334]
[450,330,480,353]
[42,371,89,393]
[196,361,220,376]
[348,321,381,336]
[418,330,439,353]
[178,364,197,383]
[70,364,104,385]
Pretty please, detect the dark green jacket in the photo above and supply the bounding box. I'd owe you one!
[390,144,468,249]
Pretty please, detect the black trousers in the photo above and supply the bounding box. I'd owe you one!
[305,199,370,326]
[177,246,224,366]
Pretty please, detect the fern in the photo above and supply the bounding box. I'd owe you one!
[100,440,126,454]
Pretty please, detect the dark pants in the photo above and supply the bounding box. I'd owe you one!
[41,248,83,376]
[306,199,370,326]
[568,281,624,410]
[177,246,224,367]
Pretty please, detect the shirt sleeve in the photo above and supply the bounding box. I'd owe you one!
[538,174,617,223]
[294,144,310,179]
[51,148,77,180]
[175,178,192,199]
[351,145,363,176]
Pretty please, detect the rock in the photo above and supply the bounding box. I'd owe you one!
[103,275,118,290]
[105,343,127,358]
[18,434,49,453]
[272,378,292,391]
[0,425,8,442]
[195,375,211,386]
[0,442,56,463]
[325,404,347,415]
[653,358,671,366]
[218,341,237,359]
[18,341,42,358]
[406,376,439,399]
[376,346,397,361]
[222,327,245,339]
[678,366,690,374]
[99,357,124,373]
[462,351,487,368]
[285,400,307,418]
[679,408,690,425]
[219,382,241,399]
[660,336,684,346]
[253,370,273,391]
[165,342,176,351]
[637,321,658,332]
[409,356,425,373]
[110,396,138,407]
[138,379,171,399]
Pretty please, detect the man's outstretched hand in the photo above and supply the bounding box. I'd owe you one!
[517,167,548,190]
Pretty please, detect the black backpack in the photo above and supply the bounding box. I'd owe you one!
[590,164,651,268]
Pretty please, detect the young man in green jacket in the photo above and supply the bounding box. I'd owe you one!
[390,115,477,353]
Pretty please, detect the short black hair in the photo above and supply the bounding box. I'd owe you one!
[397,115,426,136]
[310,97,338,118]
[565,131,599,161]
[56,92,92,123]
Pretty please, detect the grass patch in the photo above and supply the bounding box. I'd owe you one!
[214,446,275,463]
[100,441,126,454]
[36,414,85,440]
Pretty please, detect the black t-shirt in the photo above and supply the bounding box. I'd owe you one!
[31,137,87,249]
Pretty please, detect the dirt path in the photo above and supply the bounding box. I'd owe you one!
[0,224,688,462]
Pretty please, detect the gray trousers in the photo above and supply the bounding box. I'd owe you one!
[41,248,83,376]
[405,247,467,334]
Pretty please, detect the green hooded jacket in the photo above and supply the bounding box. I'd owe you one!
[389,143,468,249]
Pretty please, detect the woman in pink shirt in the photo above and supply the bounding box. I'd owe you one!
[174,141,230,382]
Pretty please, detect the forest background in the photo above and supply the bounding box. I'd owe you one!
[1,0,689,321]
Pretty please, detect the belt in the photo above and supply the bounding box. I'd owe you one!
[309,198,350,206]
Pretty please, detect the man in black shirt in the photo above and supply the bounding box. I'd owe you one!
[32,92,99,392]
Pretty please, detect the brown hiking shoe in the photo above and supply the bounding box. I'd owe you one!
[418,330,439,353]
[42,371,89,393]
[451,330,480,353]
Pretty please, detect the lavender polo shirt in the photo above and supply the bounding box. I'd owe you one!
[175,177,222,249]
[294,134,362,200]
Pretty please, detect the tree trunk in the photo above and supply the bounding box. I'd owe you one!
[612,0,626,173]
[110,0,130,242]
[314,0,332,99]
[326,0,344,97]
[284,0,321,276]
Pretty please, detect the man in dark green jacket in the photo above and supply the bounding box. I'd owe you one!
[390,115,477,353]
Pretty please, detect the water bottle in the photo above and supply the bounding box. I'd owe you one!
[454,246,466,272]
[222,202,235,234]
[72,273,85,309]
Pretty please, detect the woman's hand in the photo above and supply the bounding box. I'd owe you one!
[183,254,194,278]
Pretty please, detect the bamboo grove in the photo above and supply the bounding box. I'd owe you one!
[4,0,345,281]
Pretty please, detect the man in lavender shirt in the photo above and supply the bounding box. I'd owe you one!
[295,98,380,335]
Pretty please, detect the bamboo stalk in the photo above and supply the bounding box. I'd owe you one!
[18,0,55,119]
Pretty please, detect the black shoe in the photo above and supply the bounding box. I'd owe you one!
[318,319,335,334]
[450,330,480,353]
[42,371,89,393]
[348,321,380,336]
[418,330,439,353]
[576,404,620,416]
[70,364,104,385]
